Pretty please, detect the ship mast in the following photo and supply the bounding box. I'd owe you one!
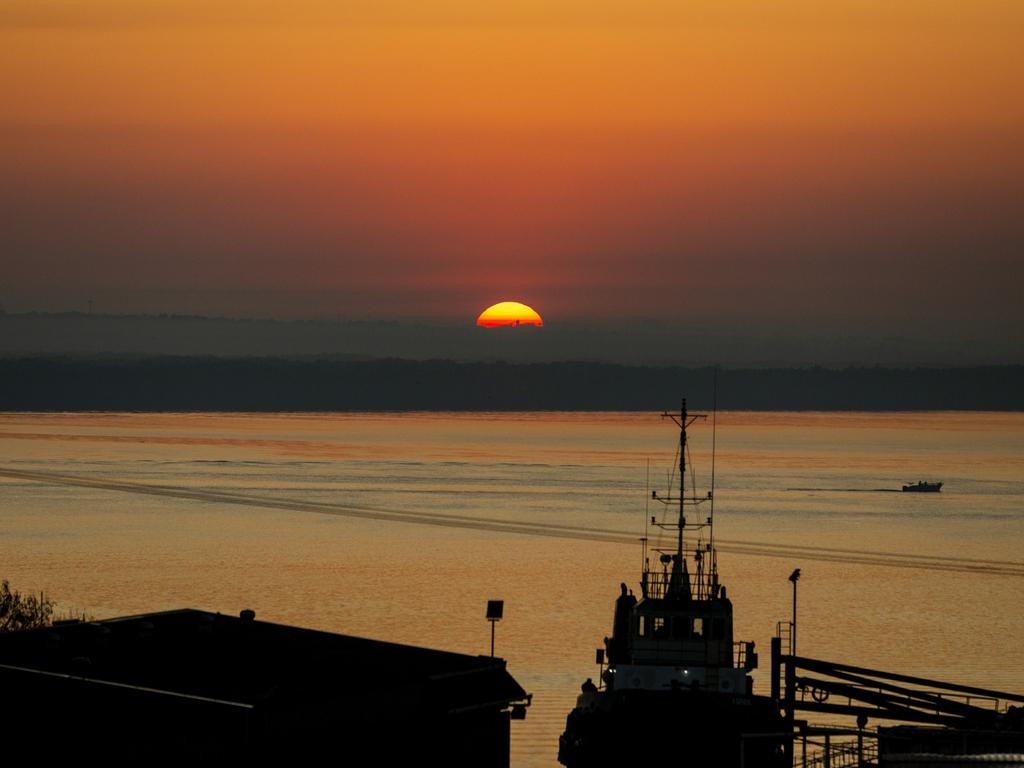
[652,397,715,601]
[677,401,686,559]
[670,400,688,595]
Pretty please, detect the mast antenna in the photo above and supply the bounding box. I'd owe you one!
[678,398,686,563]
[656,399,707,599]
[710,369,719,584]
[643,457,650,575]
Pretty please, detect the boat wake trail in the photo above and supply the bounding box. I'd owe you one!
[787,487,902,493]
[3,467,1022,578]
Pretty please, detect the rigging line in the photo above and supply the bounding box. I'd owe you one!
[710,367,718,574]
[684,441,698,503]
[3,467,1023,577]
[643,457,651,575]
[668,440,680,501]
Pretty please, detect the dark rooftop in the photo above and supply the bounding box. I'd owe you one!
[0,608,528,762]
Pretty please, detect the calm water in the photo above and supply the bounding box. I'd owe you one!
[1,411,1023,765]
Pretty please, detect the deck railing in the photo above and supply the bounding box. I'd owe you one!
[642,563,718,601]
[733,640,757,670]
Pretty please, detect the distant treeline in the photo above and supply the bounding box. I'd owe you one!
[0,358,1021,411]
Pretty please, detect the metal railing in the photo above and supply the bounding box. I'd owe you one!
[797,727,879,768]
[641,564,717,601]
[794,679,1004,717]
[734,640,756,670]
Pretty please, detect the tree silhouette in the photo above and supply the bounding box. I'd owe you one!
[0,579,54,632]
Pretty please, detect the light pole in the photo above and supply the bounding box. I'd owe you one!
[788,568,801,656]
[486,600,504,657]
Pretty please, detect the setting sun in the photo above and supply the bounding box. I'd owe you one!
[476,301,544,328]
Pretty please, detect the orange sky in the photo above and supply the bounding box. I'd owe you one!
[2,1,1022,337]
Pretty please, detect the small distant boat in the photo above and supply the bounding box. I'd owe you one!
[903,480,943,493]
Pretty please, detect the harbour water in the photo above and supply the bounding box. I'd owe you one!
[1,411,1022,765]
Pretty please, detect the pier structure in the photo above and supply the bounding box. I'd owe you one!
[770,631,1024,766]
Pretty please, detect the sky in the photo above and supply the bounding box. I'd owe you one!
[2,1,1022,349]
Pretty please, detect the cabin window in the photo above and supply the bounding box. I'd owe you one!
[653,616,668,638]
[672,616,690,640]
[692,617,704,639]
[637,615,648,638]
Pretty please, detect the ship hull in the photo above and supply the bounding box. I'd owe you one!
[558,688,787,767]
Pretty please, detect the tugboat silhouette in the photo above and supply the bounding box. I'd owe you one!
[558,400,787,767]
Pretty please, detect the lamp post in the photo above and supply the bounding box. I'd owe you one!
[486,600,504,657]
[788,568,801,656]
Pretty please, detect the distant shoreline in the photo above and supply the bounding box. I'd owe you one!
[2,312,1019,369]
[1,357,1021,412]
